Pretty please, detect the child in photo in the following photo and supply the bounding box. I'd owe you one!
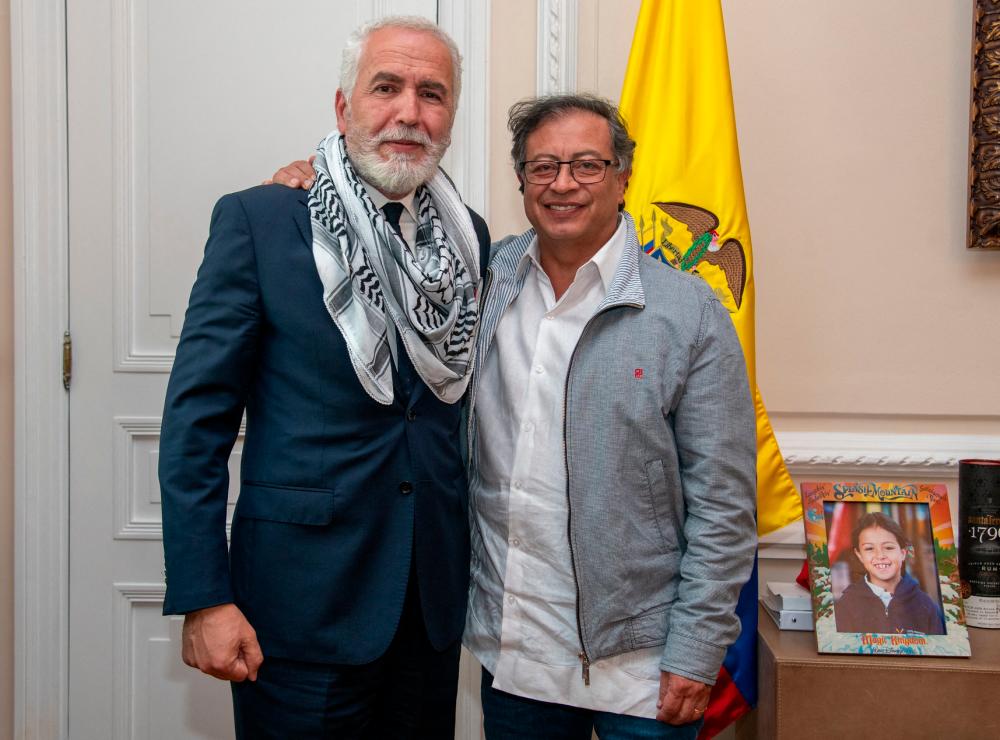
[834,512,945,635]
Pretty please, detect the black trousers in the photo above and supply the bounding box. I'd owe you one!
[231,567,461,739]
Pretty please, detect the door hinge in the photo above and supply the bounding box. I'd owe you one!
[63,331,72,390]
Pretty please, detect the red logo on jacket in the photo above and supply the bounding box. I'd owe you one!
[634,368,644,380]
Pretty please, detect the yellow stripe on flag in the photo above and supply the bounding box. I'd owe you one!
[620,0,801,536]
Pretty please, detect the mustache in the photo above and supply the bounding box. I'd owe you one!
[372,126,433,148]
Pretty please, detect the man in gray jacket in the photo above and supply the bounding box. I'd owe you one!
[463,94,757,739]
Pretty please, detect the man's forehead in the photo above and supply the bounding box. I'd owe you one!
[359,27,453,83]
[526,111,612,155]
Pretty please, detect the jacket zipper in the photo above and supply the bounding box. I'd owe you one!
[563,300,642,686]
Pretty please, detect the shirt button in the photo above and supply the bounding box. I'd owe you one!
[534,365,544,374]
[406,409,417,421]
[522,421,533,431]
[399,481,413,495]
[507,595,516,605]
[512,481,521,490]
[511,538,520,547]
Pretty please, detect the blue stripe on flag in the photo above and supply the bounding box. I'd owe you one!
[722,555,758,706]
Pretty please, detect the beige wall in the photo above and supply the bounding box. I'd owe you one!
[488,1,536,238]
[0,0,13,736]
[490,0,1000,437]
[727,0,1000,426]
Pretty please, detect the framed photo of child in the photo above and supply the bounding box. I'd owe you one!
[801,481,971,656]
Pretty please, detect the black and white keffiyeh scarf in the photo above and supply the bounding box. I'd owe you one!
[309,132,481,405]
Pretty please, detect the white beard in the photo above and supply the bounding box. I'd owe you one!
[345,122,450,195]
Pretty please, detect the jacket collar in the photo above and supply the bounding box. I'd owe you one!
[599,212,646,311]
[488,212,647,312]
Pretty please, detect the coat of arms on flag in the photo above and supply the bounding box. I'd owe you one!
[639,201,747,312]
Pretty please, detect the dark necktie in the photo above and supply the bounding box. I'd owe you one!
[382,202,406,243]
[380,202,415,396]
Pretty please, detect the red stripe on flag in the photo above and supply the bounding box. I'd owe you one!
[796,558,810,590]
[697,667,751,740]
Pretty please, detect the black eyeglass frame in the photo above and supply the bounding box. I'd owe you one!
[517,158,618,185]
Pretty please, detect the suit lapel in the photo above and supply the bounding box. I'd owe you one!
[293,190,312,246]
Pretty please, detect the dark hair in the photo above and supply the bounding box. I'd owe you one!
[507,93,636,194]
[851,512,911,552]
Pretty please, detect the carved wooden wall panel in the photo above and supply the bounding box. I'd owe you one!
[970,1,1000,249]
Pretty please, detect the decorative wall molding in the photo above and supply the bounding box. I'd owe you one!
[536,0,578,95]
[777,431,1000,479]
[113,417,244,540]
[112,584,166,740]
[12,0,71,737]
[111,0,178,373]
[760,431,1000,559]
[113,417,165,539]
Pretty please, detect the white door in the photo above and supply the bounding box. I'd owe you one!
[63,2,487,738]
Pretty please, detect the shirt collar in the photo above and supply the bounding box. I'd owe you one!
[519,215,627,291]
[864,576,895,609]
[361,178,418,222]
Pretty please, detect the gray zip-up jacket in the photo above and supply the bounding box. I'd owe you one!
[465,215,757,685]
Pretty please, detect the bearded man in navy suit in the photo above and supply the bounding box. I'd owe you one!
[159,16,489,739]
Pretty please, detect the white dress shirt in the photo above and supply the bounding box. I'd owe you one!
[470,217,664,718]
[363,180,417,246]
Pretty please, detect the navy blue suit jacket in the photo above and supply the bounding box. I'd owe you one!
[159,184,490,663]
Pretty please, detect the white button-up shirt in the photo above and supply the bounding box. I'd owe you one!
[363,180,417,246]
[470,218,664,718]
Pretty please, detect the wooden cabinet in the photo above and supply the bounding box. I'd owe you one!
[747,604,1000,739]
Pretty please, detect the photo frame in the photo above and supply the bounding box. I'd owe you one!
[801,481,971,656]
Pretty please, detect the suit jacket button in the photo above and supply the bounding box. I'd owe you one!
[406,409,417,422]
[399,481,413,495]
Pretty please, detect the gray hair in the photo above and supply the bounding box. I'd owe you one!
[339,16,463,108]
[508,93,636,175]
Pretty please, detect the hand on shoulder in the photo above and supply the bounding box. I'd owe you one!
[264,155,317,190]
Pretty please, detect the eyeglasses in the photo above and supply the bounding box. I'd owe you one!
[518,158,617,185]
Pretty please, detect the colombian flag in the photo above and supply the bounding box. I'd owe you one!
[620,1,803,736]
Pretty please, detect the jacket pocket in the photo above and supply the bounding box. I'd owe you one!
[628,604,671,649]
[643,459,680,554]
[235,481,335,525]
